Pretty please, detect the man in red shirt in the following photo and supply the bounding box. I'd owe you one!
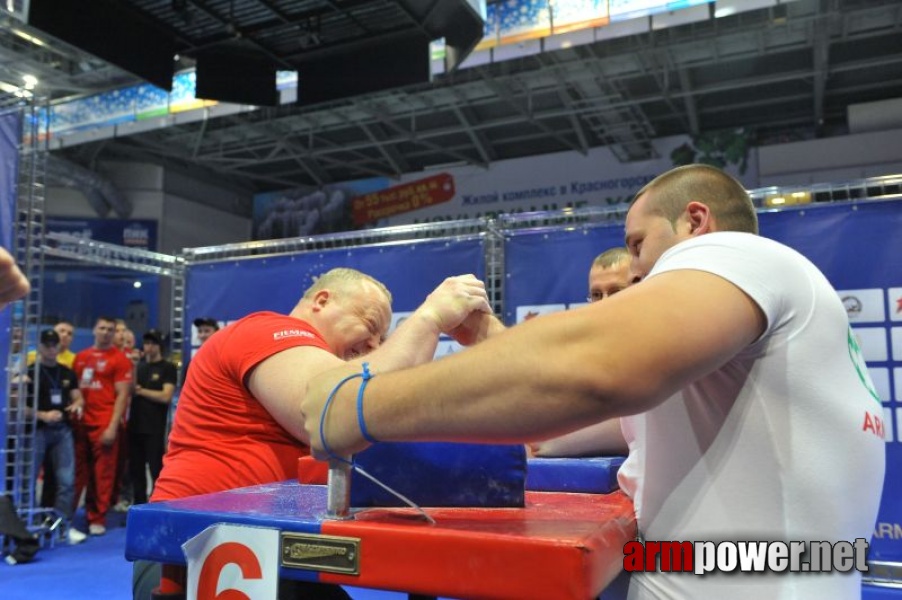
[153,268,491,500]
[137,268,492,599]
[73,316,133,535]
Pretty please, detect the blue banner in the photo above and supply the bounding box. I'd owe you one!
[759,201,902,562]
[183,237,486,360]
[41,272,160,336]
[46,217,157,250]
[504,223,625,324]
[503,200,902,562]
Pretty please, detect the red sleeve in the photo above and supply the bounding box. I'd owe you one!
[219,312,334,383]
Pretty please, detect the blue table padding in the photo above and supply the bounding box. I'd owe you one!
[351,442,526,508]
[863,584,902,599]
[126,481,326,581]
[526,456,625,493]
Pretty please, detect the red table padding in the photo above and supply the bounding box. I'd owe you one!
[127,481,635,600]
[321,490,636,600]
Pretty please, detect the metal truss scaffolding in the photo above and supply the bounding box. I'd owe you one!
[2,98,47,545]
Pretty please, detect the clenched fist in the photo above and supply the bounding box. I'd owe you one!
[415,275,492,336]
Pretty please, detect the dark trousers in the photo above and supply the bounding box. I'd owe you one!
[128,430,165,505]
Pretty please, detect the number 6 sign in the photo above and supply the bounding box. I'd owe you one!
[183,524,280,600]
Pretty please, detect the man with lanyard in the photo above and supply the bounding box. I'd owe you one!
[24,320,79,512]
[25,329,87,544]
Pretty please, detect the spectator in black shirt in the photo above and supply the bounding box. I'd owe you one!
[25,329,86,544]
[128,330,177,505]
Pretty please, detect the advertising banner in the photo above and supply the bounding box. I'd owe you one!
[252,132,758,239]
[351,173,456,225]
[45,217,158,250]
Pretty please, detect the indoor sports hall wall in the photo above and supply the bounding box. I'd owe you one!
[503,199,902,562]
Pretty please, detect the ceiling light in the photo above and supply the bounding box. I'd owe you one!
[764,191,811,208]
[0,81,31,98]
[22,75,37,90]
[11,29,46,47]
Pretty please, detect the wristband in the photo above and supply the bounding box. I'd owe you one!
[356,362,378,443]
[319,363,378,464]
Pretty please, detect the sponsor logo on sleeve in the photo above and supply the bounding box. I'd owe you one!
[273,329,315,341]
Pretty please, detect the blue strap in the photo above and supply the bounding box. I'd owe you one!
[356,362,378,443]
[318,371,360,465]
[318,363,379,463]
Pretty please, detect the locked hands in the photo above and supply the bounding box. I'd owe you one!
[414,275,493,342]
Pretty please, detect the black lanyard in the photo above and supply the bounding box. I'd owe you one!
[39,364,61,392]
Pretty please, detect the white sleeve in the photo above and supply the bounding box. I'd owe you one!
[648,233,817,341]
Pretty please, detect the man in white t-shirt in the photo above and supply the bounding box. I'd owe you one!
[303,164,886,599]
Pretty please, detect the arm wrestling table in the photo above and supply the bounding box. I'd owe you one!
[125,480,636,600]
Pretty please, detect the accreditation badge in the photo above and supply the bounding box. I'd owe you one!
[50,390,62,406]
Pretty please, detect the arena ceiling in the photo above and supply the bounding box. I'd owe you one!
[1,0,901,215]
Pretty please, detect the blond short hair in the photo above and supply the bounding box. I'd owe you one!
[303,268,392,304]
[592,247,631,269]
[634,164,758,234]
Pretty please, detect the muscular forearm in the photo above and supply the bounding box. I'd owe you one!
[307,271,765,457]
[350,310,443,372]
[311,307,629,456]
[366,312,615,444]
[357,308,505,375]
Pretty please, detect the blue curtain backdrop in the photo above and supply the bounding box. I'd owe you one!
[0,109,21,485]
[183,237,486,358]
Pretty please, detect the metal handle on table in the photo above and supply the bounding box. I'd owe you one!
[326,458,353,520]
